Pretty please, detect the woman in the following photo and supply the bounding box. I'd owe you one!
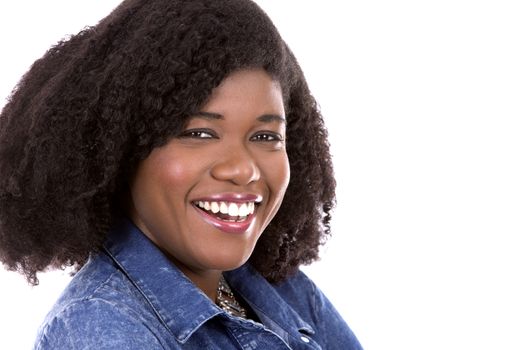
[0,0,363,348]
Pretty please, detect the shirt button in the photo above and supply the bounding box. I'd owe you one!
[300,336,310,343]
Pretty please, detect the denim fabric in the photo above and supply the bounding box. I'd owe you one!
[34,218,363,349]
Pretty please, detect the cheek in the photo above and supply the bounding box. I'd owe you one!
[160,162,192,187]
[264,152,290,199]
[130,153,203,220]
[258,152,289,230]
[152,152,202,191]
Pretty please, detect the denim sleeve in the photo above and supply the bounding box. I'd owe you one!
[34,299,167,350]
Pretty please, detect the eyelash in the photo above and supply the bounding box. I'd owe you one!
[179,129,217,139]
[179,129,284,142]
[250,132,284,142]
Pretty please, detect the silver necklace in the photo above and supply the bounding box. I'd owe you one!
[216,275,248,318]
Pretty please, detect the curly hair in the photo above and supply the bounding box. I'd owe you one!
[0,0,335,285]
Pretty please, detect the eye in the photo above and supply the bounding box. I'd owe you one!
[178,128,217,139]
[250,132,284,142]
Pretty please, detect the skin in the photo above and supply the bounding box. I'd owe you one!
[127,69,290,300]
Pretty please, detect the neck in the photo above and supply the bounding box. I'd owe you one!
[179,267,222,301]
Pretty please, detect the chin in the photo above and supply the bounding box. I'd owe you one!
[206,252,252,272]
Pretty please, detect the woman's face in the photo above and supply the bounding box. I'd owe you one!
[128,69,290,278]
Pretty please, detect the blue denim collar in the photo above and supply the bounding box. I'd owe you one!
[224,265,315,339]
[103,217,314,344]
[103,218,222,343]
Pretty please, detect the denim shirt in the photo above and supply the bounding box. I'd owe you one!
[34,218,363,349]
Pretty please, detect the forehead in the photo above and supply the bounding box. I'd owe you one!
[201,69,285,116]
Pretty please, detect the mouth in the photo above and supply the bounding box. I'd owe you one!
[194,200,256,221]
[191,198,260,234]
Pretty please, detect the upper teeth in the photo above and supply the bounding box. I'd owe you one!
[196,201,256,217]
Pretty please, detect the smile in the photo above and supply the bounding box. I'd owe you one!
[194,201,256,222]
[191,196,261,234]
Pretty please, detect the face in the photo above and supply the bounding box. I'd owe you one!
[128,69,290,280]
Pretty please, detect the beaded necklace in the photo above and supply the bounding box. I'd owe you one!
[216,275,248,318]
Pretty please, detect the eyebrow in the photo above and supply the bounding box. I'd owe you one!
[193,111,285,123]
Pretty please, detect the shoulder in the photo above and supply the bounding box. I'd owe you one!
[272,269,323,315]
[273,270,364,350]
[35,298,166,349]
[34,255,171,349]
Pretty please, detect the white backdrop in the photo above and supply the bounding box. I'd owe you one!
[1,1,524,349]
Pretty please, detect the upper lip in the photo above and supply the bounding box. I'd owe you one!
[192,192,263,204]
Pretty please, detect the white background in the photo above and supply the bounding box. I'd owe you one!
[1,1,524,349]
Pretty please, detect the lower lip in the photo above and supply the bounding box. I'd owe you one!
[193,205,256,234]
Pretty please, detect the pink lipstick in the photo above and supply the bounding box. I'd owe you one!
[191,193,261,234]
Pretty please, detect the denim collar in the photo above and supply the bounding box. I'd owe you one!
[224,265,315,340]
[103,217,314,344]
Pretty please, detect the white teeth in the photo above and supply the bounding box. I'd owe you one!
[238,203,249,217]
[228,203,239,216]
[195,200,257,219]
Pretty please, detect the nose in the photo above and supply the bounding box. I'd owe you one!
[210,145,261,185]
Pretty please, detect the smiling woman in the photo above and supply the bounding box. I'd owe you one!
[127,69,290,298]
[0,0,362,349]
